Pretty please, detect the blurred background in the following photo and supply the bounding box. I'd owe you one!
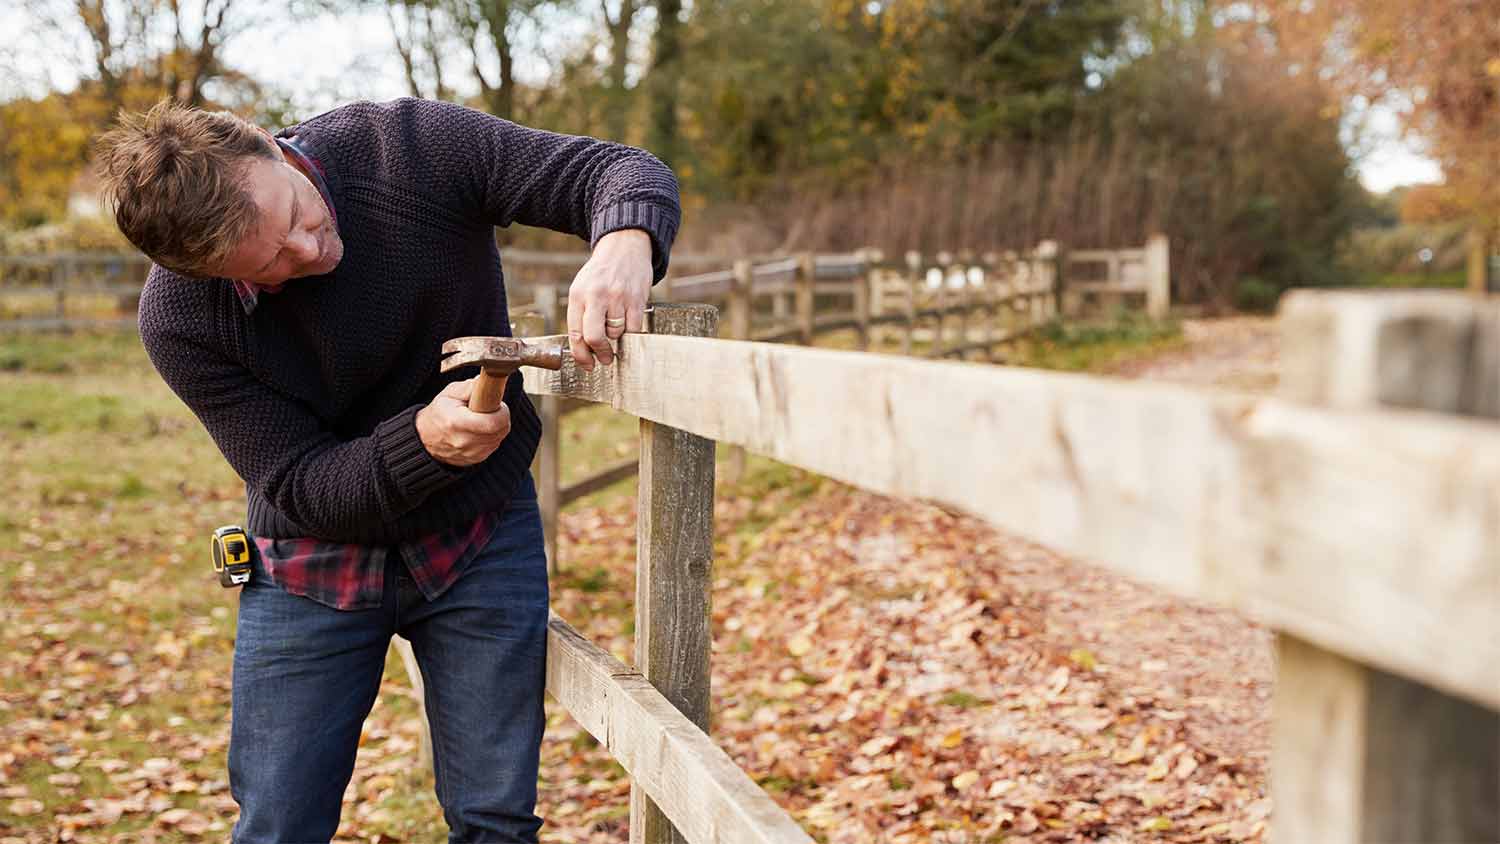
[1,0,1496,308]
[1,2,1497,842]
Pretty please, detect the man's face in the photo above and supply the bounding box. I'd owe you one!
[218,154,343,291]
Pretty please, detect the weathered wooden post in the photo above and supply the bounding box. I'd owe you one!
[534,283,563,574]
[995,250,1017,345]
[953,251,971,359]
[629,303,719,844]
[865,248,887,349]
[721,260,753,484]
[1144,233,1170,320]
[903,251,920,357]
[1468,225,1493,295]
[1105,249,1122,314]
[930,252,950,357]
[55,255,71,322]
[1034,240,1059,326]
[795,252,815,346]
[852,248,873,352]
[1274,290,1500,844]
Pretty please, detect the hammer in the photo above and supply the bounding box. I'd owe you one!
[440,336,565,413]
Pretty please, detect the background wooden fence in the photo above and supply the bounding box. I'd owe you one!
[0,239,1165,575]
[0,237,1163,332]
[505,291,1497,844]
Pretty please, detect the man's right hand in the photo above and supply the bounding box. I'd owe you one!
[416,376,511,466]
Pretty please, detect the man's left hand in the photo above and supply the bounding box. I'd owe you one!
[567,229,653,371]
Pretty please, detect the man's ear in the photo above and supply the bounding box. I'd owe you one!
[257,126,286,162]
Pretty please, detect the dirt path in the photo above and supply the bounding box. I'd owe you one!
[1107,317,1280,393]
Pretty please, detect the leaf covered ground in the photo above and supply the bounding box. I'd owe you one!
[0,321,1275,843]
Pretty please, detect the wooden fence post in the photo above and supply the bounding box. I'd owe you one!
[865,248,886,349]
[796,252,815,346]
[533,284,562,574]
[722,260,753,483]
[1145,233,1170,319]
[1274,291,1500,844]
[903,251,920,356]
[1469,225,1492,296]
[629,303,719,844]
[853,248,872,352]
[1032,241,1058,327]
[953,251,971,359]
[931,252,950,357]
[54,256,70,321]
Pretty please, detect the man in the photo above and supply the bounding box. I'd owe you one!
[95,96,679,842]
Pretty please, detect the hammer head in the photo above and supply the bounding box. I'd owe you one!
[440,336,566,376]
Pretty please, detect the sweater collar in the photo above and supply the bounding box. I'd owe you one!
[231,135,339,315]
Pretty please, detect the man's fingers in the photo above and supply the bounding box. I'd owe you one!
[582,295,614,366]
[566,288,593,370]
[452,399,511,435]
[625,300,647,334]
[440,378,474,400]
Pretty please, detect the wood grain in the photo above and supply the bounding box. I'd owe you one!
[525,329,1500,710]
[545,612,813,844]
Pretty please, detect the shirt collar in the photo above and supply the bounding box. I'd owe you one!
[231,135,338,315]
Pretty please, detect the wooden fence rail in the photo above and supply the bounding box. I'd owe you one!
[504,238,1154,569]
[500,291,1498,843]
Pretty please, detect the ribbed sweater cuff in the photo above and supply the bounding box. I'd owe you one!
[374,405,468,509]
[590,201,680,283]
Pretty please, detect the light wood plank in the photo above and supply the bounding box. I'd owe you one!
[1273,290,1500,844]
[546,612,812,844]
[526,331,1500,710]
[392,636,433,772]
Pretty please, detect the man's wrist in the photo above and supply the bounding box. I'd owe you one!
[594,228,652,256]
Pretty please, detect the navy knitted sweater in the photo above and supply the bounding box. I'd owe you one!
[137,98,680,544]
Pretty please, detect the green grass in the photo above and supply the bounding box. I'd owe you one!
[1355,269,1467,289]
[0,328,148,374]
[1000,312,1184,372]
[0,290,133,321]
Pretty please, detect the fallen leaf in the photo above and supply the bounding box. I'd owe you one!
[7,799,43,817]
[1175,752,1200,780]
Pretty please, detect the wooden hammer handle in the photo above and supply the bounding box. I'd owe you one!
[470,370,509,414]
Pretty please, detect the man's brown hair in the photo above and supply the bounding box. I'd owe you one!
[96,100,278,277]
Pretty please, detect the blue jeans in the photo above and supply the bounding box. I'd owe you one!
[228,482,549,843]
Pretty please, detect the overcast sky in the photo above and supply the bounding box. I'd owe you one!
[4,5,1443,194]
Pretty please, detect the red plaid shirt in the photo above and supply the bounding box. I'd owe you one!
[234,136,501,610]
[251,512,502,610]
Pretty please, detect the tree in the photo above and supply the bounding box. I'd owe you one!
[603,0,638,140]
[1244,0,1500,222]
[0,92,95,226]
[645,0,681,162]
[20,0,262,113]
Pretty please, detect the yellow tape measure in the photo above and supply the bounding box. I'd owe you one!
[211,525,254,588]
